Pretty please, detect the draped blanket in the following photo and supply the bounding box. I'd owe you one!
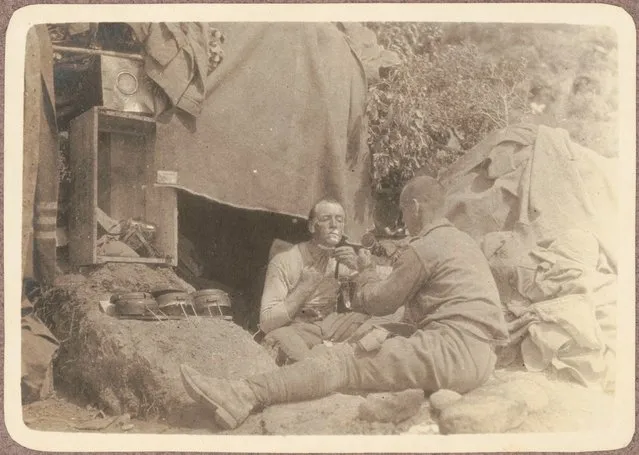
[135,22,374,238]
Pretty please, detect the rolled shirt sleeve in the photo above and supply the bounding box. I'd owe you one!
[353,247,426,317]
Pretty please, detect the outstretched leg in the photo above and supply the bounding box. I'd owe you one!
[180,343,356,429]
[180,324,496,430]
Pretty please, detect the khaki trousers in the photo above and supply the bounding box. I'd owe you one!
[262,312,371,364]
[347,322,497,393]
[248,322,497,406]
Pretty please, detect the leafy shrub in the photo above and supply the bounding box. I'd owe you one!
[364,22,619,202]
[366,25,529,196]
[365,22,443,61]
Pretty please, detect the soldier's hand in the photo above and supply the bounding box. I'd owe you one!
[357,248,374,271]
[334,246,358,270]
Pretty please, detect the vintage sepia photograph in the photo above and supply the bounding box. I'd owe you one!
[4,3,636,453]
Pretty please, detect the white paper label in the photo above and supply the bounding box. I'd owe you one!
[156,170,178,184]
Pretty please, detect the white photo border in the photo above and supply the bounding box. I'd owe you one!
[4,3,636,452]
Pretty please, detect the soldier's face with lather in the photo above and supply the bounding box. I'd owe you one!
[309,202,345,248]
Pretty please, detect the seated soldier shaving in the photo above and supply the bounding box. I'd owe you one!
[180,176,510,430]
[258,198,372,364]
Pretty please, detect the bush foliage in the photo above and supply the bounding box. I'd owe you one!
[364,23,618,198]
[365,23,530,196]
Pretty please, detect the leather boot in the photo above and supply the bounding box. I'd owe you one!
[180,364,259,430]
[181,344,356,430]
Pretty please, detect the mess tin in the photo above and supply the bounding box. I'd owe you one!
[156,291,194,317]
[111,292,159,317]
[191,289,232,320]
[110,291,153,304]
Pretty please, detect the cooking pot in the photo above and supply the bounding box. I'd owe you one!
[112,292,159,318]
[191,289,232,320]
[156,291,195,317]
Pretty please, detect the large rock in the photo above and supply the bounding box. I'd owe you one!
[358,389,424,424]
[40,264,275,429]
[494,370,615,433]
[233,392,432,435]
[435,370,615,434]
[251,394,366,435]
[429,389,462,413]
[432,372,551,434]
[438,394,527,434]
[476,377,550,412]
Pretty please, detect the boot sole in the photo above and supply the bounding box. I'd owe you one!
[180,366,240,430]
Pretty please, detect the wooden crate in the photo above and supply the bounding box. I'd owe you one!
[68,107,177,266]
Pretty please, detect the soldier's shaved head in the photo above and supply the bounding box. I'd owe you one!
[400,175,445,208]
[399,176,446,235]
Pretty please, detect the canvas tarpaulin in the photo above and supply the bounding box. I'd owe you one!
[439,124,618,391]
[440,123,618,268]
[140,23,373,239]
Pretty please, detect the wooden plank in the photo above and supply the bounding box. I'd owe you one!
[108,132,147,221]
[98,108,155,136]
[95,207,121,234]
[143,130,178,266]
[69,108,99,266]
[148,187,178,266]
[52,45,144,61]
[97,132,111,215]
[96,256,171,265]
[98,123,153,136]
[99,107,156,123]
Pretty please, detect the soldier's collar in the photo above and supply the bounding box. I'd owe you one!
[410,218,452,241]
[304,241,333,260]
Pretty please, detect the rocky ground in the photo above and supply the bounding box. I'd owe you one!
[24,263,616,436]
[24,368,615,435]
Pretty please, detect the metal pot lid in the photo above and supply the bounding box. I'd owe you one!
[192,289,229,298]
[116,299,159,315]
[111,292,153,303]
[193,295,231,308]
[150,286,186,298]
[191,289,229,300]
[156,292,189,303]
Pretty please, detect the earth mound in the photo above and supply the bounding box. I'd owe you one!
[38,263,275,430]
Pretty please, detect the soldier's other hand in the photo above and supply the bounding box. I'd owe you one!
[357,248,373,271]
[334,246,358,269]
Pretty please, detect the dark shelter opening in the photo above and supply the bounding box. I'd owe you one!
[177,191,309,331]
